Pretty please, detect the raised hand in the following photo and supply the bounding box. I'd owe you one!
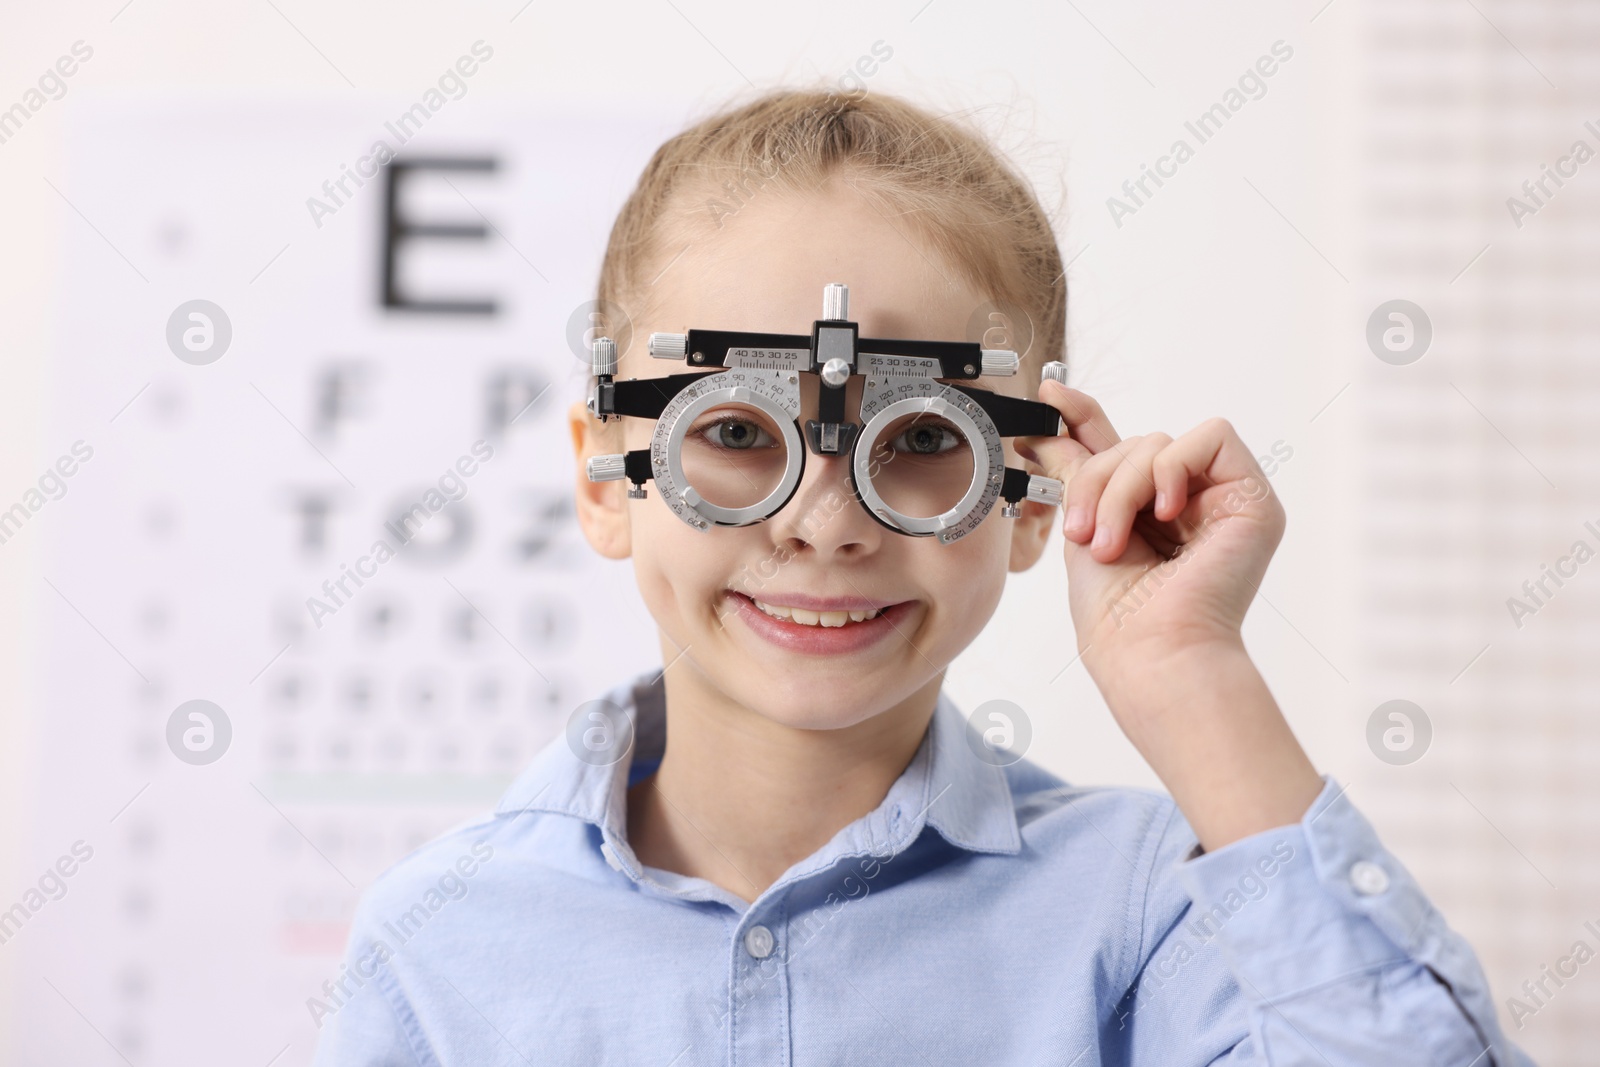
[1013,380,1319,849]
[1013,379,1285,681]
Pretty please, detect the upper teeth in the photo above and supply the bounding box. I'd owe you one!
[751,599,883,627]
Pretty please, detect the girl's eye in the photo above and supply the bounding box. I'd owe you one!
[888,421,963,456]
[695,416,777,451]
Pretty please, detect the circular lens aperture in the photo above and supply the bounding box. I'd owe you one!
[679,403,791,510]
[864,409,975,520]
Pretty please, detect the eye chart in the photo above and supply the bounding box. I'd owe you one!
[13,88,668,1064]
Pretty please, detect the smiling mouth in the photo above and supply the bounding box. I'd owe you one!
[722,589,912,628]
[749,599,883,627]
[721,591,919,656]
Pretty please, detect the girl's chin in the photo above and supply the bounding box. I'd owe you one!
[711,672,894,731]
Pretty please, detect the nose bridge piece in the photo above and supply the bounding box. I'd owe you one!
[804,282,862,458]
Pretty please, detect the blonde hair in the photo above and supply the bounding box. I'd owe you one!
[595,86,1064,388]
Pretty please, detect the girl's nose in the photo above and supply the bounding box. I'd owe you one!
[764,443,884,557]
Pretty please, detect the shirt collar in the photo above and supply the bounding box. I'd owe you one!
[494,667,1022,863]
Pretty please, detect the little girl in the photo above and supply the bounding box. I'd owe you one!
[314,88,1533,1066]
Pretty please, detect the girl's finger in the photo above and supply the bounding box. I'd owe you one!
[1060,436,1145,542]
[1012,428,1094,487]
[1150,418,1267,520]
[1027,379,1122,455]
[1089,434,1170,559]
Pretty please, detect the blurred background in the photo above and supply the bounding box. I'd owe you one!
[0,0,1594,1063]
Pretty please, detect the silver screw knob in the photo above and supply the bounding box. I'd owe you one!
[823,283,849,322]
[586,454,628,482]
[1025,475,1064,508]
[590,336,617,376]
[820,357,851,387]
[1041,361,1068,387]
[649,332,688,359]
[980,349,1020,377]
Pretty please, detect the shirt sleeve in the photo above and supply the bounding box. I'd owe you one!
[1117,776,1539,1067]
[309,911,437,1067]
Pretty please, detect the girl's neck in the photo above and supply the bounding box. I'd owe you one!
[625,662,942,903]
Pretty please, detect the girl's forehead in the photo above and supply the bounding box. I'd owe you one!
[653,186,982,326]
[646,269,980,344]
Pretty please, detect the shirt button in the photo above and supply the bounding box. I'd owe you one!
[1349,860,1390,896]
[600,842,624,873]
[743,924,775,959]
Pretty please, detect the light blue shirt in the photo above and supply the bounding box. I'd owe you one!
[312,667,1534,1066]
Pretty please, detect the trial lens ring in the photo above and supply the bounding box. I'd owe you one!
[851,389,998,543]
[656,372,805,529]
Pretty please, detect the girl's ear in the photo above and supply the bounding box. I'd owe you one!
[568,399,633,560]
[1007,497,1055,572]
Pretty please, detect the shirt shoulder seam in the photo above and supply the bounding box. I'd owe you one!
[370,955,441,1067]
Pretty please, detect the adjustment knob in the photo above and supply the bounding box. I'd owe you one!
[649,332,688,359]
[586,454,629,482]
[823,283,849,322]
[1040,361,1068,387]
[1025,475,1064,508]
[820,357,851,387]
[590,336,617,376]
[980,349,1020,377]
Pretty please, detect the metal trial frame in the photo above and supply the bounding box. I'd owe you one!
[585,283,1068,545]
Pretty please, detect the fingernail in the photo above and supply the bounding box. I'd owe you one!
[1154,490,1167,514]
[1090,524,1111,550]
[1065,506,1089,534]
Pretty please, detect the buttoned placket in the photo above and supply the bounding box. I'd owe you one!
[595,793,921,1066]
[490,670,1021,1066]
[727,895,791,1067]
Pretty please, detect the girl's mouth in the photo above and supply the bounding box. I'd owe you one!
[721,591,918,656]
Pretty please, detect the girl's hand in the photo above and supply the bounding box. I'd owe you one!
[1013,380,1285,683]
[1013,381,1319,850]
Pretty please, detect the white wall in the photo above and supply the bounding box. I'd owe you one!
[0,0,1592,1063]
